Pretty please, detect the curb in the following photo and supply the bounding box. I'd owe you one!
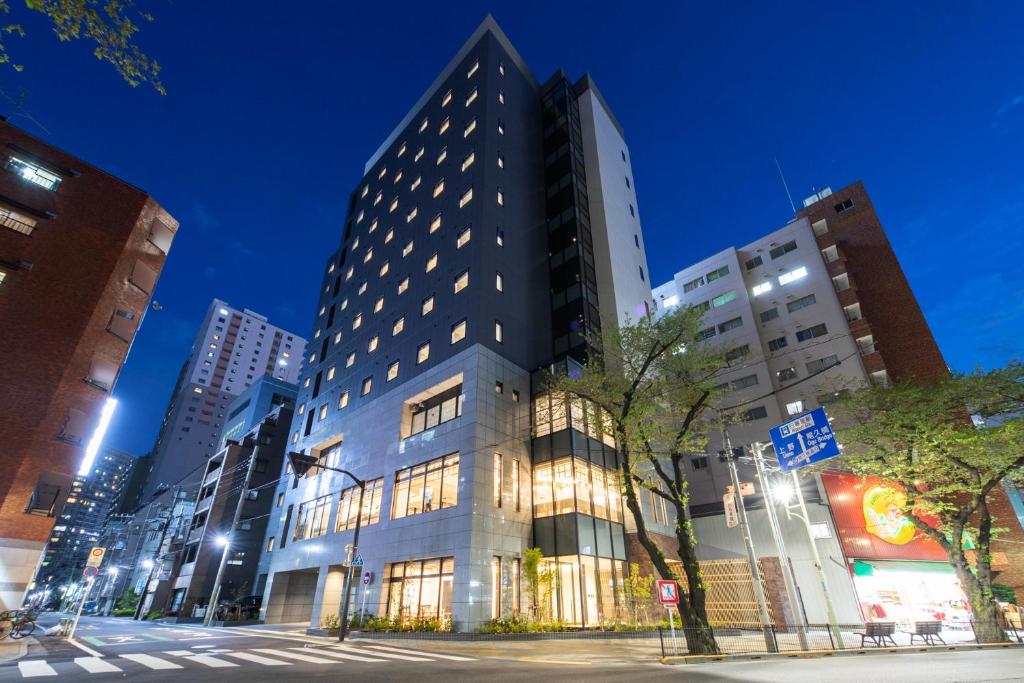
[0,637,31,665]
[660,641,1024,665]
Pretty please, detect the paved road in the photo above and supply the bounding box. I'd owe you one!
[2,613,1022,681]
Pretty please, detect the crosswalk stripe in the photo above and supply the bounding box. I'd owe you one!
[17,661,57,677]
[220,651,292,666]
[361,644,476,661]
[184,654,238,668]
[74,657,123,674]
[251,648,339,664]
[163,650,195,656]
[293,647,387,663]
[120,653,184,670]
[330,644,431,661]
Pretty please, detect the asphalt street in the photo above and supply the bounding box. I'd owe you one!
[1,613,1022,682]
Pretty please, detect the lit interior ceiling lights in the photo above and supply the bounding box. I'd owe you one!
[77,397,118,476]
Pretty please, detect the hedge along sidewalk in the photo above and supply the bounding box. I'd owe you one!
[346,633,663,661]
[660,640,1024,665]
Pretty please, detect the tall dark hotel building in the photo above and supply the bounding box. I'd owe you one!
[260,17,652,630]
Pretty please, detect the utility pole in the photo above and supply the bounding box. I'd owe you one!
[721,428,776,653]
[790,470,844,649]
[134,498,175,621]
[751,442,808,650]
[204,446,260,627]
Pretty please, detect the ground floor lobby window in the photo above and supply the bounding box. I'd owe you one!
[384,556,454,623]
[539,554,625,627]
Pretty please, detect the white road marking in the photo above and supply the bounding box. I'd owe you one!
[220,651,292,666]
[250,648,339,664]
[120,653,184,670]
[65,638,105,658]
[184,653,238,668]
[330,644,431,661]
[17,661,57,677]
[164,650,195,656]
[74,657,123,674]
[294,647,387,663]
[192,644,217,649]
[361,644,476,661]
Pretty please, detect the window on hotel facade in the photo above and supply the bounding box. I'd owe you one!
[408,384,462,436]
[787,293,817,313]
[384,557,454,623]
[494,452,503,508]
[436,147,447,165]
[374,296,384,313]
[712,291,736,308]
[466,87,478,106]
[403,240,414,257]
[368,336,379,352]
[439,117,450,135]
[392,317,404,336]
[512,458,521,511]
[417,342,430,364]
[339,390,349,408]
[391,453,459,518]
[426,252,438,273]
[293,494,332,540]
[495,320,503,343]
[421,296,434,316]
[398,277,409,294]
[495,271,503,291]
[361,376,373,396]
[456,226,471,248]
[379,260,389,277]
[0,205,37,236]
[532,392,615,446]
[387,360,399,382]
[796,323,828,342]
[454,270,469,293]
[770,240,798,259]
[414,146,424,162]
[459,187,473,207]
[464,118,477,137]
[336,478,384,531]
[450,319,466,344]
[430,213,442,233]
[706,265,729,282]
[411,176,421,191]
[532,457,623,522]
[462,151,475,172]
[433,179,445,198]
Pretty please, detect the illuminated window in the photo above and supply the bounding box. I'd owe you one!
[352,314,362,330]
[466,88,478,106]
[336,478,384,530]
[398,142,407,157]
[374,191,382,206]
[456,226,471,248]
[779,266,808,285]
[369,218,378,233]
[463,118,477,137]
[752,282,772,296]
[494,452,503,508]
[425,253,438,273]
[414,146,424,162]
[496,227,504,246]
[422,296,434,316]
[393,169,403,184]
[385,228,394,243]
[419,117,428,133]
[345,266,354,281]
[786,400,804,416]
[389,197,399,213]
[454,270,469,293]
[398,277,409,294]
[339,390,349,409]
[712,291,736,308]
[406,206,417,223]
[498,90,505,104]
[361,376,373,395]
[368,336,379,352]
[403,240,414,257]
[352,236,360,250]
[364,247,373,263]
[327,366,336,381]
[411,176,421,191]
[318,404,328,421]
[340,297,349,311]
[497,189,504,206]
[430,213,442,233]
[433,179,445,198]
[374,296,384,314]
[297,403,305,415]
[417,342,430,364]
[461,151,475,172]
[361,185,368,198]
[450,319,467,344]
[436,147,447,165]
[346,352,356,367]
[459,188,473,208]
[439,117,450,135]
[358,281,367,295]
[387,360,399,382]
[495,271,503,292]
[378,166,387,180]
[495,320,503,343]
[467,59,479,78]
[379,260,390,277]
[334,331,342,344]
[499,62,505,75]
[497,154,504,169]
[497,121,504,135]
[442,89,452,107]
[392,453,459,519]
[392,317,405,336]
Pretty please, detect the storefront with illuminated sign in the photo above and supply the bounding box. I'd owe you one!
[821,472,974,628]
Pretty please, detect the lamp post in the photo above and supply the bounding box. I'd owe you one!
[288,451,365,642]
[133,558,156,620]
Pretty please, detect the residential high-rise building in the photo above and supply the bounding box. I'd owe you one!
[137,299,306,502]
[260,17,652,630]
[218,375,297,449]
[0,119,177,610]
[32,448,136,593]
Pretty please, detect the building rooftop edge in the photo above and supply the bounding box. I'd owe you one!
[364,15,539,174]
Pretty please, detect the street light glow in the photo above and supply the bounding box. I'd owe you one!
[773,481,794,505]
[141,559,154,569]
[78,397,118,476]
[215,534,229,547]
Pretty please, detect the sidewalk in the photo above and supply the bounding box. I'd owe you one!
[0,638,29,664]
[350,634,662,664]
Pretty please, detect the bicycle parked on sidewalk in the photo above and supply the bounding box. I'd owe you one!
[0,606,41,640]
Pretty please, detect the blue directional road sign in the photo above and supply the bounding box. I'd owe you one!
[768,407,840,472]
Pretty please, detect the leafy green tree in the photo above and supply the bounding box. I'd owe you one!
[1,0,164,93]
[522,547,542,620]
[622,563,655,625]
[833,366,1024,642]
[553,306,726,653]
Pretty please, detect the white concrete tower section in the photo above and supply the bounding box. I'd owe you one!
[577,77,654,330]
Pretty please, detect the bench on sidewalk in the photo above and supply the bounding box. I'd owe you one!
[908,620,946,646]
[857,622,897,647]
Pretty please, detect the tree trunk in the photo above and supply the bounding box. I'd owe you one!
[947,538,1006,643]
[674,511,717,654]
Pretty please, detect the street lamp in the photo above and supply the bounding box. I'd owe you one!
[134,558,158,620]
[203,534,234,627]
[288,451,365,642]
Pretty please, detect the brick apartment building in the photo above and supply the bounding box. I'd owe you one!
[0,119,178,609]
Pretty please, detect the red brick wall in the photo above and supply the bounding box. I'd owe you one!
[0,120,176,544]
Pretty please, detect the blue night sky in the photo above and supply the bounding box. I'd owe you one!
[3,2,1021,456]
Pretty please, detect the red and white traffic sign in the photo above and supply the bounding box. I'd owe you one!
[83,566,98,578]
[657,580,680,606]
[86,547,106,568]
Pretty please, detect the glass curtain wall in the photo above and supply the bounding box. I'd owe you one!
[538,556,626,627]
[384,557,455,623]
[533,457,623,522]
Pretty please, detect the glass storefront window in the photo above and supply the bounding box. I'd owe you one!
[392,453,459,519]
[384,556,454,622]
[538,555,625,627]
[336,478,384,531]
